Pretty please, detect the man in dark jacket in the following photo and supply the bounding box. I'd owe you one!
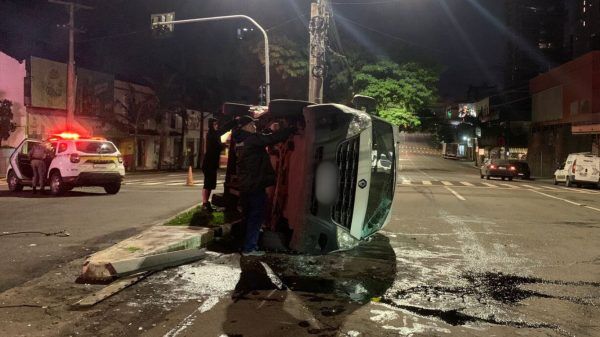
[234,115,296,256]
[201,117,235,211]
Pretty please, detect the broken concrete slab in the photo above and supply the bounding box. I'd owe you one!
[80,226,213,283]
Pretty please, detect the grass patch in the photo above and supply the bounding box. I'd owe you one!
[125,246,142,253]
[165,207,239,228]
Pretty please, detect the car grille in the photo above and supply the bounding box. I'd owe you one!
[332,136,359,230]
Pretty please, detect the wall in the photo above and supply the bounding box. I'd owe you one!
[0,51,26,148]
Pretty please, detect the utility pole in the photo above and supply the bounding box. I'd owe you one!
[49,0,92,130]
[308,0,330,104]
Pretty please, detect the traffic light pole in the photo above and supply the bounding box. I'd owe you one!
[154,15,270,105]
[308,0,329,104]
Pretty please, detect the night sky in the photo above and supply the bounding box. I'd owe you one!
[0,0,507,102]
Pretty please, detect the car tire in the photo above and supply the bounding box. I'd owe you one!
[501,177,506,181]
[486,175,490,180]
[565,176,572,187]
[7,171,23,192]
[104,182,121,195]
[554,177,559,185]
[508,177,513,181]
[50,172,65,196]
[480,173,484,179]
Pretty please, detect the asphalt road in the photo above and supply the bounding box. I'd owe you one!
[0,170,224,292]
[1,135,599,337]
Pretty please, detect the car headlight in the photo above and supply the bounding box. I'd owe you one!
[346,111,372,138]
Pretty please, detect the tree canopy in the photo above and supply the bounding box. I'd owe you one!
[353,60,439,129]
[0,99,17,147]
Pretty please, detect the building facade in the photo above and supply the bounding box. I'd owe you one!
[529,51,600,177]
[567,0,600,58]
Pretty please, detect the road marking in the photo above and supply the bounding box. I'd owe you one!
[441,181,453,186]
[520,184,541,190]
[539,185,558,190]
[141,182,164,186]
[528,190,600,213]
[460,181,474,186]
[481,182,497,188]
[445,186,466,201]
[422,180,432,185]
[402,180,411,185]
[497,183,519,189]
[166,182,185,186]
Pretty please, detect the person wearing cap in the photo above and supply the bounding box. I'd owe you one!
[234,115,296,256]
[201,117,235,211]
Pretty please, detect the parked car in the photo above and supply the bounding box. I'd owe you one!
[480,159,517,180]
[6,133,125,195]
[554,153,600,188]
[508,160,531,179]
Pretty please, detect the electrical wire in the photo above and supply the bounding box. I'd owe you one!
[266,13,309,32]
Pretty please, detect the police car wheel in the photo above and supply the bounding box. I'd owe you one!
[7,171,23,192]
[50,172,64,195]
[104,182,121,195]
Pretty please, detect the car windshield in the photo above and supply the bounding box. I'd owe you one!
[75,141,117,154]
[362,118,395,238]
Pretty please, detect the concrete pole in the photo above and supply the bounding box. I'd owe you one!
[156,15,270,104]
[67,2,75,130]
[308,1,328,104]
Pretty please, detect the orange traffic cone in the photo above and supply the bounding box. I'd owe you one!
[186,166,194,186]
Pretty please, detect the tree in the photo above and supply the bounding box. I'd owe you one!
[0,99,17,147]
[114,85,158,171]
[353,60,439,129]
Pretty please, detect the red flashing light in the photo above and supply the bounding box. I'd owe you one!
[490,165,496,169]
[51,132,81,140]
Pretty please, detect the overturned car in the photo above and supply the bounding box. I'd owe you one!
[215,99,399,254]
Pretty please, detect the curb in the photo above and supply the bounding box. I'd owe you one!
[79,207,237,283]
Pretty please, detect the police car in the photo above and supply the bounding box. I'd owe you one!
[6,132,125,195]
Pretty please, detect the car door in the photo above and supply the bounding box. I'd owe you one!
[11,139,40,179]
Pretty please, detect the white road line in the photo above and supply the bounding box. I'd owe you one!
[481,182,497,188]
[539,185,558,190]
[441,181,453,186]
[520,184,541,190]
[402,180,411,185]
[460,181,474,186]
[422,180,432,185]
[558,186,600,195]
[445,186,466,201]
[141,182,164,186]
[529,189,599,210]
[498,183,519,189]
[166,182,185,186]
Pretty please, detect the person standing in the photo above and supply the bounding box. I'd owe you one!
[29,142,50,194]
[233,115,296,256]
[201,117,235,211]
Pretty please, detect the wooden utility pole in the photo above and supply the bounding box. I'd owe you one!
[308,0,329,104]
[49,0,92,130]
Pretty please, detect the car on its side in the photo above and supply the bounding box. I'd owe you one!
[554,153,600,188]
[480,159,517,181]
[6,133,125,195]
[508,160,531,180]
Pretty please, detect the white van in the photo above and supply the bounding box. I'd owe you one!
[554,153,600,188]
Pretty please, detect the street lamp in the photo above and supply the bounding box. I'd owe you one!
[152,15,271,104]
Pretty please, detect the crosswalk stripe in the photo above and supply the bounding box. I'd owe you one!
[498,183,519,189]
[460,181,474,186]
[481,182,497,188]
[422,180,432,185]
[521,184,541,190]
[441,181,453,186]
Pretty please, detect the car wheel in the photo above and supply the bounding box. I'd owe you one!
[486,175,490,180]
[480,173,484,179]
[50,172,65,195]
[501,177,506,181]
[508,177,513,181]
[7,171,23,192]
[565,176,572,187]
[104,182,121,195]
[554,177,559,185]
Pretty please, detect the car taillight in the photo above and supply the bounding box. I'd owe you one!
[70,153,80,163]
[572,160,576,174]
[510,166,516,171]
[117,155,123,163]
[490,165,496,169]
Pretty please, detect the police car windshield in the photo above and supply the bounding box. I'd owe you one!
[76,141,117,154]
